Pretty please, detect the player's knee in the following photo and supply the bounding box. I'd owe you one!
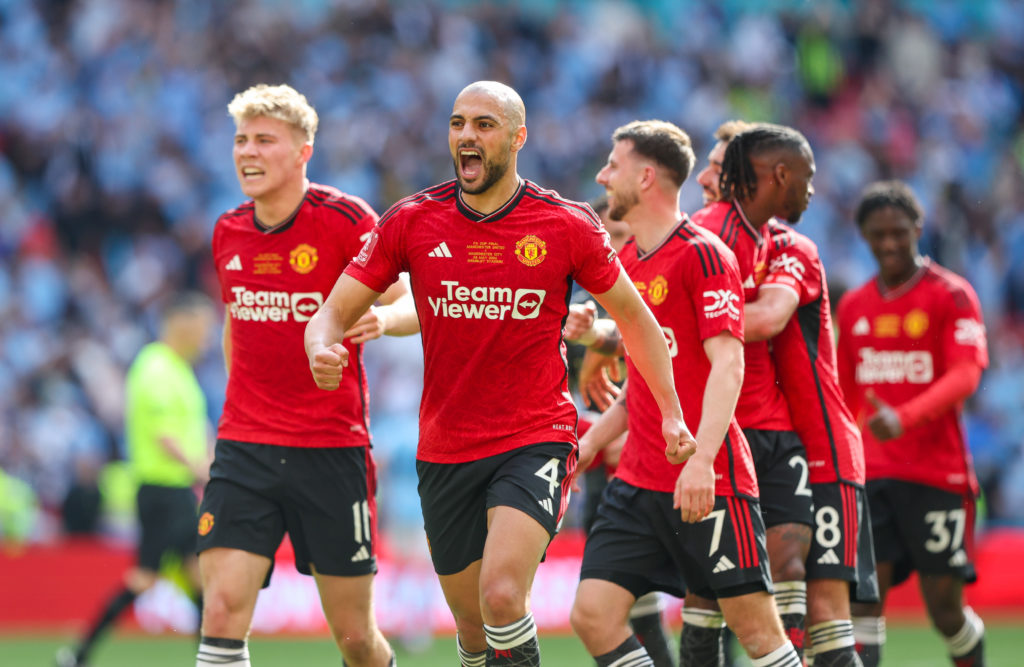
[569,596,605,644]
[335,626,379,663]
[732,621,786,659]
[772,556,806,584]
[479,578,526,623]
[199,589,248,635]
[926,602,965,637]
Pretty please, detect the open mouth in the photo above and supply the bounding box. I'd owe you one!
[458,148,483,181]
[240,166,265,180]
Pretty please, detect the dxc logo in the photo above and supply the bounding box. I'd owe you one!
[703,289,740,320]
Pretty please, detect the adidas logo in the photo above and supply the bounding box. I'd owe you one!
[538,498,554,516]
[853,316,870,336]
[225,254,243,271]
[712,555,736,573]
[817,548,841,565]
[949,549,967,567]
[350,545,370,562]
[428,242,453,258]
[742,275,755,289]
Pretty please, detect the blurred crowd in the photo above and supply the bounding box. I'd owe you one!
[2,0,1024,545]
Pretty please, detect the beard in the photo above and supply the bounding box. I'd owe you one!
[608,188,639,221]
[453,138,514,195]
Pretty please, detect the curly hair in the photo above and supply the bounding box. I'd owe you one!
[854,180,925,228]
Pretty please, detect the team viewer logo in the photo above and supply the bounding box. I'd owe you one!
[512,289,545,319]
[515,235,547,266]
[198,512,214,536]
[289,243,318,274]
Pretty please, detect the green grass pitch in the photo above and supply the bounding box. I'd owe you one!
[4,621,1024,666]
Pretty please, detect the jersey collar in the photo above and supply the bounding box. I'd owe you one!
[455,179,526,223]
[876,257,930,300]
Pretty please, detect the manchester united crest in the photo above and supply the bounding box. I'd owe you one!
[648,275,669,305]
[515,235,547,267]
[903,309,929,338]
[198,512,215,536]
[289,243,319,274]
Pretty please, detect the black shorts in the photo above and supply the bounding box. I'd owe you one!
[744,429,815,528]
[137,485,198,572]
[581,478,772,600]
[197,439,378,585]
[806,482,879,603]
[417,442,574,576]
[866,479,978,586]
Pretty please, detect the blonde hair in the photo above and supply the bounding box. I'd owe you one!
[227,84,319,144]
[713,119,754,144]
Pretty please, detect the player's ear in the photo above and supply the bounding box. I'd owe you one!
[773,161,788,189]
[511,125,527,153]
[298,141,314,165]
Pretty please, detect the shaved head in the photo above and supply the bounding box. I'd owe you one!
[455,81,525,130]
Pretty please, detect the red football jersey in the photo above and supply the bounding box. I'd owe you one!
[836,259,987,494]
[346,179,621,464]
[760,223,864,485]
[615,218,758,498]
[693,201,793,431]
[213,183,377,448]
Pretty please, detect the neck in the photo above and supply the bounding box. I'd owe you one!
[461,171,521,216]
[735,197,772,229]
[160,336,192,364]
[254,177,309,228]
[626,197,681,252]
[881,255,925,289]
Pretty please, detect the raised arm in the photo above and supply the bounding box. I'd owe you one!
[344,273,421,343]
[305,274,383,390]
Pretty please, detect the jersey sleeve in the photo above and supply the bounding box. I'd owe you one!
[211,220,232,304]
[570,209,622,296]
[941,282,989,371]
[343,198,381,263]
[344,208,406,293]
[761,240,820,306]
[692,244,745,343]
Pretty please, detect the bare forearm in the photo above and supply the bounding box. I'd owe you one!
[580,396,629,453]
[617,308,680,420]
[693,360,741,464]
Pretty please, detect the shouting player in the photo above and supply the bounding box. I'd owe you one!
[305,82,692,667]
[197,84,412,667]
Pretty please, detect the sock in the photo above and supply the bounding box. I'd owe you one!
[484,612,540,666]
[629,593,675,667]
[773,581,806,659]
[852,616,884,667]
[595,634,654,667]
[749,641,802,667]
[679,607,725,667]
[75,587,138,663]
[807,620,861,666]
[196,636,250,666]
[458,635,487,667]
[945,607,985,667]
[806,646,815,666]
